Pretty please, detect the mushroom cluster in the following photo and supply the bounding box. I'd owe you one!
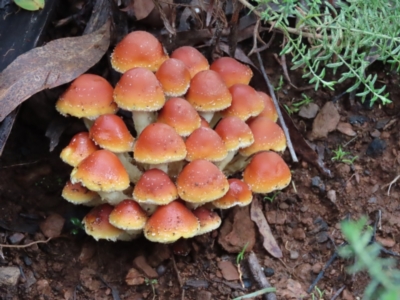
[56,31,292,243]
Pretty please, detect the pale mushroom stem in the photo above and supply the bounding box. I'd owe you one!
[223,153,252,176]
[83,118,95,130]
[216,150,237,171]
[152,163,168,174]
[97,191,128,205]
[138,203,158,215]
[209,112,222,128]
[116,153,142,183]
[132,111,157,135]
[198,111,214,123]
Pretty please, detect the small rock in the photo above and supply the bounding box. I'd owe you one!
[23,256,32,266]
[156,264,167,276]
[290,250,299,260]
[342,289,355,300]
[311,176,325,193]
[80,268,102,291]
[368,197,377,204]
[0,266,20,286]
[218,261,239,281]
[370,129,381,138]
[36,279,52,297]
[125,268,145,286]
[40,213,65,238]
[312,263,322,274]
[315,231,329,244]
[196,291,212,300]
[376,236,396,248]
[295,264,312,283]
[79,241,96,263]
[298,103,319,119]
[242,278,252,289]
[337,122,356,136]
[327,190,337,203]
[8,233,25,245]
[309,102,340,140]
[279,202,289,210]
[293,228,306,241]
[133,256,158,279]
[366,138,386,157]
[348,115,369,125]
[376,118,390,129]
[266,211,286,225]
[185,279,209,288]
[263,267,274,277]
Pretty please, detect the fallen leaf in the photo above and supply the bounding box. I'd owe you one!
[250,197,282,258]
[0,21,110,122]
[14,0,44,11]
[279,279,307,299]
[130,0,154,20]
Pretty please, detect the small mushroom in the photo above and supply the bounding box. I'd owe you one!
[155,58,191,97]
[60,132,99,167]
[170,46,209,78]
[212,179,253,209]
[61,180,102,206]
[210,57,253,88]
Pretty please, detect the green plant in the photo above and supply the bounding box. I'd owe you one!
[263,191,280,202]
[274,75,284,91]
[69,217,84,235]
[283,93,313,115]
[339,217,400,299]
[255,0,399,106]
[331,145,358,164]
[236,242,249,265]
[311,286,325,300]
[144,278,158,300]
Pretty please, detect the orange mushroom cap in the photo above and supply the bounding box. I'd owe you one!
[210,57,253,87]
[199,116,211,128]
[83,204,124,241]
[71,150,130,192]
[192,206,222,235]
[133,123,187,164]
[56,74,117,120]
[176,159,229,204]
[214,116,254,152]
[60,132,99,167]
[155,58,191,97]
[144,200,200,243]
[186,70,232,113]
[89,114,134,153]
[212,178,253,209]
[113,67,165,112]
[240,116,286,156]
[256,92,278,122]
[170,46,209,78]
[109,200,148,231]
[243,151,291,193]
[133,169,178,205]
[61,180,100,206]
[185,127,227,162]
[111,31,168,73]
[157,97,201,137]
[221,84,265,121]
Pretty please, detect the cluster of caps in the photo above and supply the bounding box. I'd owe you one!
[56,31,292,244]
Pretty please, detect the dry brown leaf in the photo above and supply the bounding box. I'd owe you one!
[250,197,283,258]
[132,0,154,20]
[0,21,110,122]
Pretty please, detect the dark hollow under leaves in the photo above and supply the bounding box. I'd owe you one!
[0,21,110,122]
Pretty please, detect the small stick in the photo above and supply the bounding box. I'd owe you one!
[0,237,52,248]
[385,174,400,196]
[307,251,339,293]
[330,285,346,300]
[256,51,299,163]
[171,254,185,300]
[247,252,277,300]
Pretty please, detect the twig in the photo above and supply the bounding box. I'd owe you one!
[307,250,340,293]
[384,174,400,196]
[256,51,299,163]
[247,252,277,300]
[330,285,346,300]
[0,237,52,248]
[171,254,185,300]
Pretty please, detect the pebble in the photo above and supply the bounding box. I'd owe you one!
[327,190,337,203]
[8,233,25,245]
[133,256,158,279]
[266,211,286,225]
[298,103,319,119]
[368,197,377,204]
[185,279,209,288]
[39,213,65,238]
[242,278,252,289]
[348,115,369,125]
[312,263,322,274]
[279,202,289,210]
[263,267,274,277]
[311,176,325,193]
[315,231,329,244]
[218,261,239,281]
[366,138,386,157]
[156,264,167,276]
[309,102,340,140]
[0,266,20,286]
[293,228,306,241]
[290,250,299,260]
[23,256,32,266]
[337,122,356,136]
[370,129,381,138]
[196,291,212,300]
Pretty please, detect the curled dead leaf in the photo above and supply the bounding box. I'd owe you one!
[0,21,110,122]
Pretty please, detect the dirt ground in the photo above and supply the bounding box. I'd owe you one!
[1,3,400,300]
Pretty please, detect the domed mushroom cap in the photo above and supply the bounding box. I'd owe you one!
[170,46,209,78]
[60,132,99,167]
[109,200,148,230]
[176,159,229,204]
[133,123,187,164]
[61,180,100,206]
[186,70,232,113]
[133,169,178,205]
[243,151,291,194]
[111,31,168,73]
[210,57,253,87]
[185,127,227,162]
[157,97,201,137]
[155,58,191,97]
[83,204,124,241]
[256,92,278,122]
[144,201,200,243]
[71,150,130,192]
[192,206,221,235]
[212,179,253,209]
[89,114,134,153]
[56,74,117,120]
[113,67,165,112]
[221,84,265,121]
[240,116,286,156]
[214,116,254,152]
